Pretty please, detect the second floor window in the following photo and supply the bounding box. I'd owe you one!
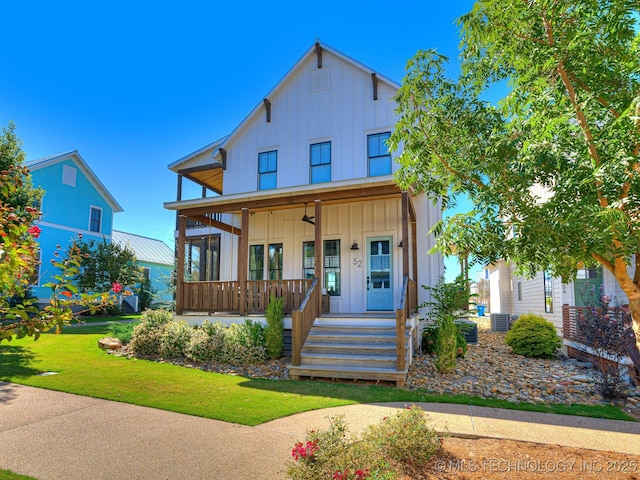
[258,151,277,190]
[368,132,391,177]
[310,141,331,184]
[89,207,102,233]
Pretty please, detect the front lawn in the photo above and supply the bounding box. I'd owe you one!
[0,324,633,425]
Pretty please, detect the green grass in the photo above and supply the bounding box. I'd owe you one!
[0,469,38,480]
[69,314,141,325]
[0,324,634,425]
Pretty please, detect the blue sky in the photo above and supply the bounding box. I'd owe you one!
[1,0,480,281]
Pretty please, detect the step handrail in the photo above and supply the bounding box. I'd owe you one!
[395,276,409,371]
[291,277,320,366]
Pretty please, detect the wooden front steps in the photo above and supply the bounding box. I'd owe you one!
[288,314,415,387]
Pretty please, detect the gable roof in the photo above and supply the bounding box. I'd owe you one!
[112,230,174,265]
[25,150,123,213]
[169,40,400,174]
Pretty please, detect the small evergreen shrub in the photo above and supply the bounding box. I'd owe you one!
[422,321,468,357]
[129,309,173,356]
[107,321,138,344]
[435,315,458,373]
[160,320,193,358]
[505,314,561,358]
[265,295,285,359]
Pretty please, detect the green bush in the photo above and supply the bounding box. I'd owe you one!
[107,321,138,344]
[421,321,468,357]
[219,320,267,366]
[505,314,561,358]
[435,315,458,373]
[265,295,284,359]
[186,320,225,363]
[287,405,441,480]
[129,309,173,356]
[160,320,193,358]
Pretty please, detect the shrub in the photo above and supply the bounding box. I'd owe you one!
[287,406,441,480]
[265,295,285,359]
[505,314,561,358]
[422,321,468,357]
[219,320,267,366]
[107,321,138,344]
[129,309,173,356]
[434,315,458,373]
[160,320,193,358]
[186,320,225,363]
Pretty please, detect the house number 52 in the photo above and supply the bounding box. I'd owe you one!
[352,258,362,267]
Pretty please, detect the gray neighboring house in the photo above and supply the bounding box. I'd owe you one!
[112,230,174,309]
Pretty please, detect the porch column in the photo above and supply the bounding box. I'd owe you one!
[314,200,323,313]
[176,214,186,315]
[238,208,249,315]
[401,192,410,279]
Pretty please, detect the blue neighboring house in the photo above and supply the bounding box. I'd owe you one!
[111,230,174,306]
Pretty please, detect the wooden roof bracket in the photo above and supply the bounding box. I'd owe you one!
[263,98,271,123]
[371,73,378,101]
[219,148,227,170]
[315,42,323,68]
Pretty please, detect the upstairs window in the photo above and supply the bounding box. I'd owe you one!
[89,206,102,233]
[258,151,277,190]
[367,132,391,176]
[310,141,331,184]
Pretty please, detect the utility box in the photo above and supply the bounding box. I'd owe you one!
[490,313,511,332]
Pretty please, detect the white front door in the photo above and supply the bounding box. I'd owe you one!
[367,237,393,311]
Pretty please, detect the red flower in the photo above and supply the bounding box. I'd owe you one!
[61,291,72,298]
[28,225,42,238]
[112,282,123,293]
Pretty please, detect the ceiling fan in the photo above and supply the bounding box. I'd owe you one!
[301,203,315,225]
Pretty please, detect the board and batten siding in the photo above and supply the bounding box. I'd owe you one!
[223,50,398,196]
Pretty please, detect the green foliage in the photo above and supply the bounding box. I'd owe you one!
[287,406,441,479]
[71,238,143,293]
[136,277,156,312]
[390,0,640,349]
[265,294,284,359]
[421,275,472,322]
[129,309,173,356]
[421,321,469,357]
[505,314,561,359]
[220,320,267,366]
[434,316,458,373]
[160,320,193,358]
[106,321,138,344]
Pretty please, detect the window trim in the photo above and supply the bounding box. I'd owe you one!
[309,141,331,184]
[89,206,102,233]
[367,131,392,177]
[258,150,277,191]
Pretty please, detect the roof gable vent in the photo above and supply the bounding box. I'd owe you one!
[310,67,330,92]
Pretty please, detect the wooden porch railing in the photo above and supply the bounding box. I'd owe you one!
[180,279,313,314]
[395,276,409,371]
[562,305,586,344]
[291,278,321,366]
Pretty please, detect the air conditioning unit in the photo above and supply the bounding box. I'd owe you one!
[490,313,511,332]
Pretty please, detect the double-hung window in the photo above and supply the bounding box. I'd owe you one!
[258,151,277,190]
[89,206,102,233]
[249,243,283,280]
[301,240,341,296]
[367,132,391,176]
[310,141,331,184]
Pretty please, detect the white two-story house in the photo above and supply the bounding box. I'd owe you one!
[164,42,443,385]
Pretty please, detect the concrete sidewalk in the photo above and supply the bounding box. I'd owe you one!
[1,383,638,480]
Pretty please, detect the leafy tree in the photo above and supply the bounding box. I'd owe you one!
[72,238,143,292]
[390,0,640,352]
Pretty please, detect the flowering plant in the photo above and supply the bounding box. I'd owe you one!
[291,440,318,462]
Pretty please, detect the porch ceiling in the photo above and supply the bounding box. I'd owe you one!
[165,176,410,216]
[179,164,224,195]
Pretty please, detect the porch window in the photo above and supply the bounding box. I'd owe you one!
[258,150,277,190]
[301,240,341,296]
[544,271,553,313]
[310,141,331,184]
[249,245,264,280]
[268,243,283,280]
[89,206,102,233]
[367,132,391,177]
[185,235,220,281]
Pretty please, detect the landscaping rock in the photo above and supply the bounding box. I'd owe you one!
[98,337,123,351]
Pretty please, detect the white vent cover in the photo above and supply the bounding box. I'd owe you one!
[310,68,330,92]
[62,164,77,187]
